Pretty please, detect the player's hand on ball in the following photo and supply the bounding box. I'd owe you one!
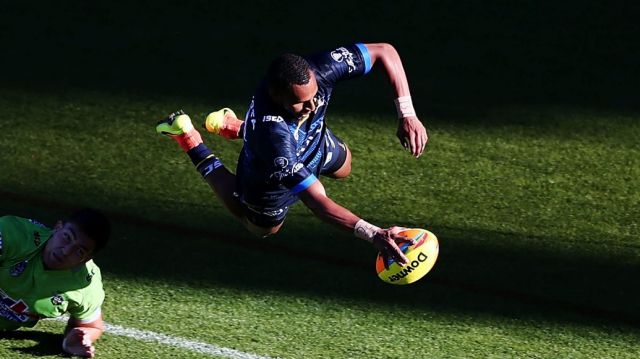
[396,116,428,158]
[372,226,415,269]
[63,328,96,358]
[375,228,440,284]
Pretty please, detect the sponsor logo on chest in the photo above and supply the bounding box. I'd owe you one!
[263,115,283,123]
[0,289,31,322]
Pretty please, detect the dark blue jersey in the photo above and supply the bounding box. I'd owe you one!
[236,43,373,217]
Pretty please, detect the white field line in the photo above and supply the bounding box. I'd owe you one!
[51,316,277,359]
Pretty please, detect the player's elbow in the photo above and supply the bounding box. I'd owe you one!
[366,43,398,59]
[379,42,396,52]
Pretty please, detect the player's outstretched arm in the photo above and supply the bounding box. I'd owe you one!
[364,43,428,158]
[299,180,413,266]
[63,315,104,358]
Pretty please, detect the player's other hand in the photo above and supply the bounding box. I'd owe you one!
[63,327,96,358]
[372,226,416,269]
[397,116,428,158]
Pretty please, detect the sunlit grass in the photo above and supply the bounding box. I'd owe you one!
[1,88,639,358]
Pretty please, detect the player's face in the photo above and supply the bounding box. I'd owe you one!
[43,222,96,270]
[281,71,318,122]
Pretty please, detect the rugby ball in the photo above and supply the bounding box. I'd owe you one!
[376,228,439,285]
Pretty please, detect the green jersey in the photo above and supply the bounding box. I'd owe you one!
[0,216,104,330]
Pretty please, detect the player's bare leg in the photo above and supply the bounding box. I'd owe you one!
[324,144,352,179]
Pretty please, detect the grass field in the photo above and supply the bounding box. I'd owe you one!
[0,86,638,358]
[1,1,638,358]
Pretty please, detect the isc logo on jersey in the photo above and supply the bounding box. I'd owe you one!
[263,115,283,123]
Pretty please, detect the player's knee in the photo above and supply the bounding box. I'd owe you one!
[244,219,283,238]
[330,162,351,179]
[256,225,282,238]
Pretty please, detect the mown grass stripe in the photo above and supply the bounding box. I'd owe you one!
[52,317,276,359]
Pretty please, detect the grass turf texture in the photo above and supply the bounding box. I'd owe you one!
[1,87,639,358]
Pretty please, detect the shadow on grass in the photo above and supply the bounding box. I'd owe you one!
[2,191,639,332]
[1,1,637,114]
[0,330,63,357]
[72,201,635,333]
[108,221,640,329]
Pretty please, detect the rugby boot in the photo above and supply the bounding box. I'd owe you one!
[156,110,202,151]
[156,109,194,136]
[203,108,243,140]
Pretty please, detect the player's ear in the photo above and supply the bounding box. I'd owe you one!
[54,220,63,230]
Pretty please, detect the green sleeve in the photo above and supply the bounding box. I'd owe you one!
[0,216,16,262]
[67,263,105,322]
[0,216,5,262]
[0,216,51,266]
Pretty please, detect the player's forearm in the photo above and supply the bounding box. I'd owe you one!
[299,181,370,235]
[308,196,361,232]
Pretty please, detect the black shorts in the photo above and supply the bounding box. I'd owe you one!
[320,128,348,175]
[242,202,288,228]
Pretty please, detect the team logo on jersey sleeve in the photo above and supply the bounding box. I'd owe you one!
[51,294,65,306]
[330,47,357,73]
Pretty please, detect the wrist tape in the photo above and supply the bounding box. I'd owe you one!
[394,96,416,119]
[354,219,381,243]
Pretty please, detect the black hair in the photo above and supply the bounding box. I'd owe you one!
[67,208,111,253]
[267,53,312,93]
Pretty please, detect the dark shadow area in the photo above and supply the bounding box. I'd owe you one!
[2,193,638,331]
[104,221,640,330]
[0,330,63,357]
[1,1,638,116]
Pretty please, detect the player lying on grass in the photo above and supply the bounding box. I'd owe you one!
[156,43,427,266]
[0,209,110,358]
